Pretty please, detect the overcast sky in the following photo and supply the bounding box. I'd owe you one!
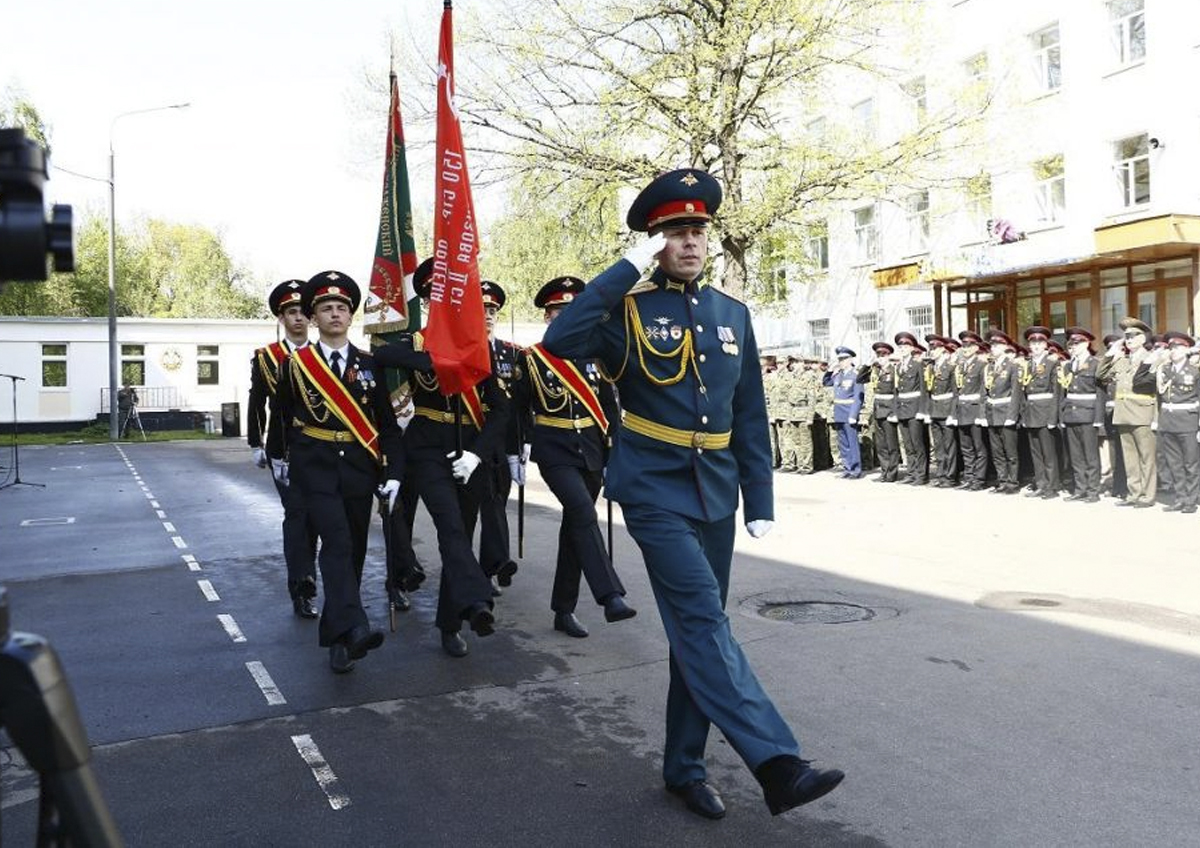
[3,0,470,301]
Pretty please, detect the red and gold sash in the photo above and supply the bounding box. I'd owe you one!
[256,342,289,394]
[529,344,609,435]
[292,346,381,462]
[414,330,484,430]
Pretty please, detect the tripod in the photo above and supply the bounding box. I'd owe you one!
[0,373,44,490]
[121,403,146,441]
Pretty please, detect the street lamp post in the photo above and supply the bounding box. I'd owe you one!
[107,103,190,440]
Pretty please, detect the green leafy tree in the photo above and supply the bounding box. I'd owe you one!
[0,85,50,148]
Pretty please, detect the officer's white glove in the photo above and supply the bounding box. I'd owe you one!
[623,232,668,272]
[1195,431,1200,443]
[917,413,931,423]
[887,415,899,423]
[521,442,531,462]
[1151,421,1158,432]
[378,479,401,511]
[252,447,268,468]
[270,458,289,487]
[1004,419,1016,427]
[506,454,526,486]
[746,519,774,539]
[1094,422,1104,429]
[946,417,958,427]
[448,450,482,483]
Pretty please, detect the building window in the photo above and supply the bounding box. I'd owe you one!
[808,319,830,361]
[1108,0,1145,66]
[963,51,988,83]
[855,311,885,348]
[121,344,146,387]
[906,305,934,338]
[964,174,993,241]
[197,344,220,386]
[852,98,876,140]
[1033,154,1066,222]
[902,76,927,123]
[853,204,878,263]
[1114,134,1150,208]
[806,222,829,271]
[41,343,67,388]
[1031,23,1062,91]
[905,191,930,254]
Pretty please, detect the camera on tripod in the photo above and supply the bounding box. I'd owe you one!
[0,127,74,285]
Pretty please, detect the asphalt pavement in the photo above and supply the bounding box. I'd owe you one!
[2,439,1199,847]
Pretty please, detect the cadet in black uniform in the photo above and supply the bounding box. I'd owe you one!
[860,342,901,482]
[269,272,402,673]
[984,330,1024,493]
[953,330,989,490]
[513,275,635,637]
[1019,326,1061,498]
[1156,331,1200,514]
[924,334,959,487]
[249,279,319,618]
[893,331,929,485]
[1059,328,1104,502]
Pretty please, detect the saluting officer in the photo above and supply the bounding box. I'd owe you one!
[513,275,636,637]
[249,279,319,619]
[924,335,959,487]
[1098,333,1129,499]
[1059,328,1104,502]
[1155,331,1200,514]
[984,330,1024,494]
[541,168,843,821]
[1019,326,1061,498]
[893,331,929,485]
[1098,317,1158,508]
[269,272,402,673]
[952,330,989,490]
[823,347,864,478]
[860,341,901,482]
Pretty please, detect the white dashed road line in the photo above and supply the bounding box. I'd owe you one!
[172,536,188,549]
[197,580,220,602]
[218,614,247,643]
[291,735,351,810]
[246,661,287,706]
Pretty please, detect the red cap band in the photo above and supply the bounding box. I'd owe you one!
[647,199,709,230]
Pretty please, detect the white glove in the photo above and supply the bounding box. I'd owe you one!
[448,450,481,483]
[1094,422,1104,429]
[746,519,774,539]
[623,232,667,271]
[946,417,958,427]
[252,447,268,468]
[1004,419,1016,427]
[270,458,289,487]
[887,415,899,423]
[1195,431,1200,443]
[1151,421,1158,432]
[507,454,526,486]
[917,413,931,423]
[521,442,532,462]
[378,479,401,511]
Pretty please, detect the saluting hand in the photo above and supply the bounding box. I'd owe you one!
[623,232,668,271]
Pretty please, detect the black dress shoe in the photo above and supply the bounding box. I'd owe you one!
[387,585,411,612]
[466,603,495,637]
[1040,491,1058,500]
[496,559,519,587]
[553,612,589,638]
[329,643,355,674]
[1163,502,1183,512]
[967,483,985,492]
[755,756,845,816]
[293,597,318,619]
[1181,505,1197,514]
[1023,489,1042,498]
[603,594,637,623]
[1133,502,1154,509]
[490,576,503,597]
[345,626,384,660]
[1083,495,1100,503]
[1115,499,1136,507]
[666,780,726,820]
[441,630,468,658]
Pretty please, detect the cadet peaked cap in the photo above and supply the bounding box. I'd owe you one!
[872,341,894,355]
[958,330,985,347]
[480,280,506,310]
[1065,327,1095,344]
[268,279,305,316]
[835,346,856,359]
[894,331,925,352]
[535,276,585,309]
[413,257,435,300]
[303,271,360,315]
[923,333,953,349]
[626,168,723,233]
[1164,330,1195,347]
[1118,316,1152,335]
[1102,333,1121,346]
[1047,340,1067,356]
[1023,325,1052,341]
[987,329,1017,350]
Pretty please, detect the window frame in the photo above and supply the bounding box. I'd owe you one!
[853,203,879,264]
[905,191,931,255]
[1030,22,1062,92]
[1033,154,1066,222]
[1108,0,1146,67]
[196,344,220,387]
[41,343,68,389]
[1113,134,1150,208]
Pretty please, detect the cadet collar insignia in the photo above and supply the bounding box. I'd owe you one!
[680,172,699,187]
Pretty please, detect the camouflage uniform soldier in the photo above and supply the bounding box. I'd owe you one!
[785,361,818,474]
[762,356,782,469]
[813,362,836,471]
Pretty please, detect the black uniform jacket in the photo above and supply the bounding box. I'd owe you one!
[512,348,619,472]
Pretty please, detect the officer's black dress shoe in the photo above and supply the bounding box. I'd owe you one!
[1133,502,1154,509]
[293,597,318,619]
[466,603,495,637]
[1040,491,1058,500]
[441,630,468,658]
[387,585,411,612]
[1115,499,1136,507]
[1181,505,1197,514]
[1163,502,1183,512]
[553,612,589,638]
[345,626,384,660]
[1083,495,1100,503]
[329,643,355,674]
[755,756,845,816]
[496,559,519,587]
[603,594,637,623]
[1023,489,1043,498]
[1064,493,1086,502]
[666,780,726,820]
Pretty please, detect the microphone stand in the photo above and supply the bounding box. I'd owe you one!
[0,373,45,490]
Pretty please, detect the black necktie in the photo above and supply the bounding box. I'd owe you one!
[330,351,343,379]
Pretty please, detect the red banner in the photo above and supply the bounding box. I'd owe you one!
[423,0,491,396]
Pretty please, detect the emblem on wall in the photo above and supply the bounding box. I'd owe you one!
[161,347,183,372]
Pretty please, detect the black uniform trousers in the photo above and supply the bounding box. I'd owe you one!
[1027,426,1060,493]
[899,417,928,483]
[406,450,495,632]
[479,458,514,577]
[1064,424,1101,498]
[989,425,1019,487]
[540,463,623,613]
[273,476,318,599]
[875,419,901,479]
[384,492,424,593]
[957,423,988,485]
[1159,431,1199,508]
[930,419,958,483]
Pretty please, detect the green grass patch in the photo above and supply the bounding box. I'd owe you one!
[5,425,225,446]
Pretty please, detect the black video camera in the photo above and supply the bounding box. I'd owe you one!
[0,127,74,284]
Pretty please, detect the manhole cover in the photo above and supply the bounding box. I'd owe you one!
[1018,598,1062,608]
[757,601,876,624]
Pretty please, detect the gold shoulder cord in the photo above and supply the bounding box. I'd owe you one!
[924,363,935,391]
[613,294,704,390]
[291,356,331,424]
[259,351,279,394]
[1019,360,1032,387]
[415,370,440,392]
[529,361,569,413]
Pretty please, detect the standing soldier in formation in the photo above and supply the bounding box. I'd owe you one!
[762,356,782,468]
[924,334,959,488]
[250,279,318,619]
[269,272,402,673]
[514,275,636,636]
[813,362,836,471]
[784,358,817,474]
[861,341,900,482]
[1098,317,1157,508]
[542,168,843,821]
[1059,328,1104,502]
[1155,331,1200,514]
[1019,326,1061,499]
[892,332,929,485]
[984,330,1023,493]
[824,347,864,478]
[952,330,989,490]
[1099,333,1129,499]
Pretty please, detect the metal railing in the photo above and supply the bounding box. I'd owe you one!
[99,385,184,412]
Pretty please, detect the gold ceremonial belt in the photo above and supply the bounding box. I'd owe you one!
[414,406,477,425]
[622,410,731,450]
[535,414,596,431]
[299,424,355,443]
[1116,392,1154,400]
